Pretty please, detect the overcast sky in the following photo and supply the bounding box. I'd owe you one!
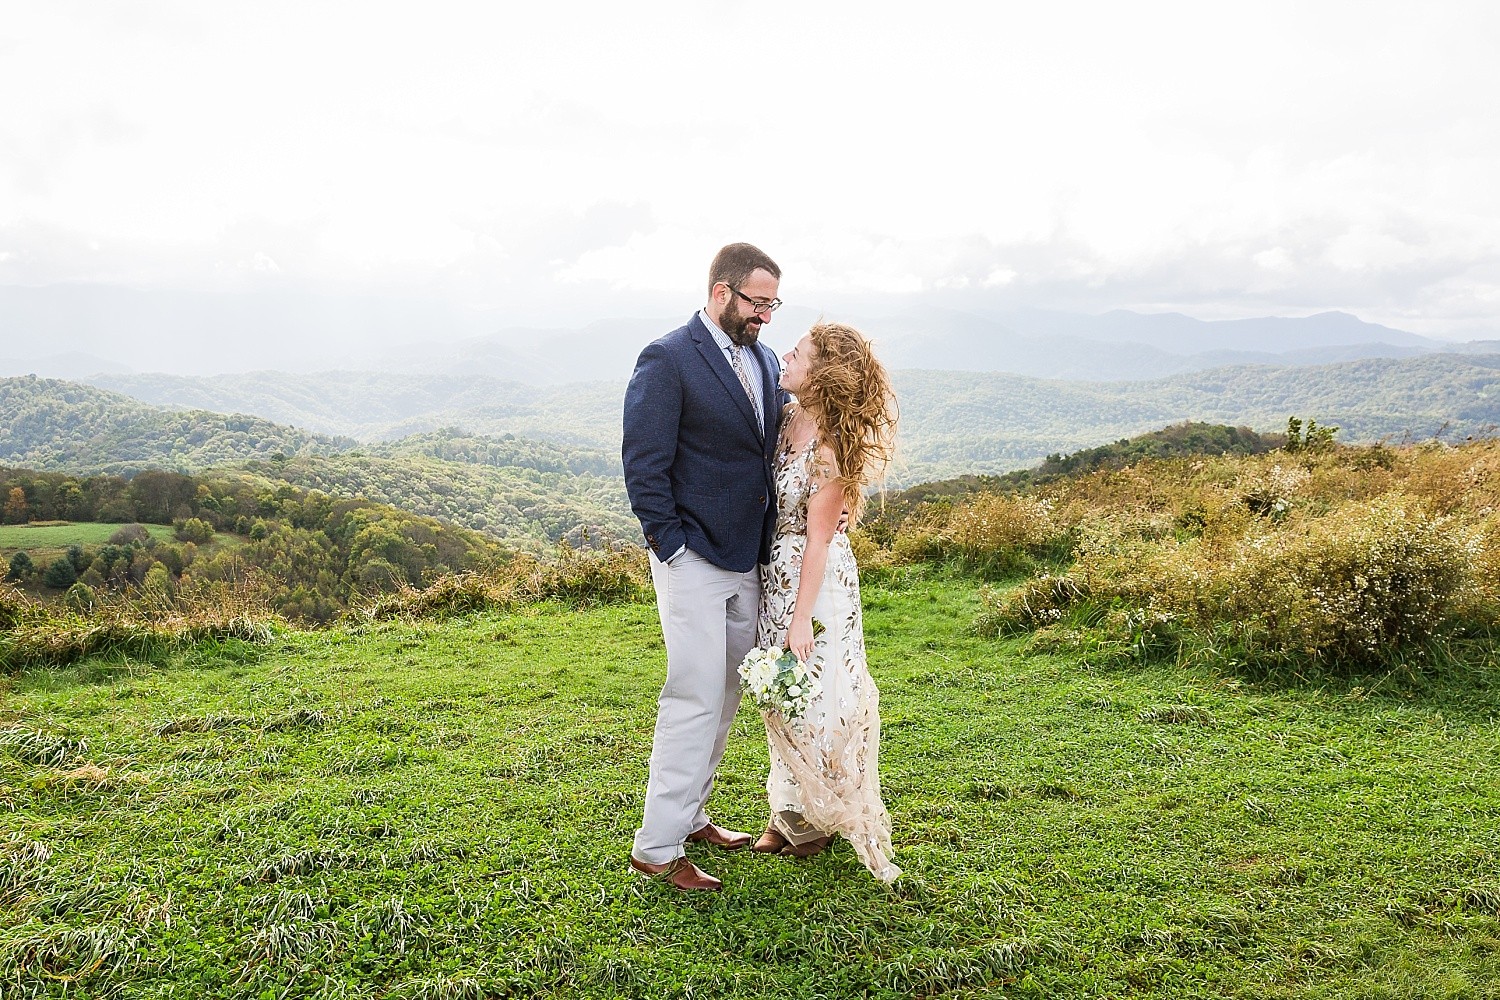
[3,0,1499,348]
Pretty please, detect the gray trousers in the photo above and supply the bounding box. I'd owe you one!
[631,548,759,864]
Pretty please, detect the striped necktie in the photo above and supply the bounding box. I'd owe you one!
[728,345,763,429]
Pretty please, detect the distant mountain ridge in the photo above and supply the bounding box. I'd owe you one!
[0,375,354,473]
[32,352,1500,484]
[6,353,1500,547]
[3,281,1496,383]
[83,370,625,443]
[857,307,1484,380]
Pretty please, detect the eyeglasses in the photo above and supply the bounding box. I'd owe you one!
[726,285,782,315]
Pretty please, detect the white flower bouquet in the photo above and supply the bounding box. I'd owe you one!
[738,643,823,722]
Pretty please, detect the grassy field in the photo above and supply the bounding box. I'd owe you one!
[4,569,1500,998]
[0,522,177,553]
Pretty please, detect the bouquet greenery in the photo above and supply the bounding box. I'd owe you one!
[738,642,823,722]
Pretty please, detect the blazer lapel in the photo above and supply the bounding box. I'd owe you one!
[690,315,762,438]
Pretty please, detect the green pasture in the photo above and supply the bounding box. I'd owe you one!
[4,570,1500,998]
[0,522,177,553]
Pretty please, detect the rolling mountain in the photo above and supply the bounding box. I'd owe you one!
[50,353,1500,484]
[82,370,621,444]
[6,351,1500,553]
[242,453,635,549]
[0,377,637,549]
[4,281,1496,383]
[0,375,355,473]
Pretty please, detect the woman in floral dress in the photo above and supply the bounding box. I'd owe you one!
[752,321,900,882]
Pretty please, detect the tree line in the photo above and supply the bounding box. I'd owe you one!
[1,466,504,621]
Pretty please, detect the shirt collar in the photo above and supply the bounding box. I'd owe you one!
[699,308,737,353]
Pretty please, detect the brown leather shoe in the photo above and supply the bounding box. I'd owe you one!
[686,822,753,851]
[629,855,722,891]
[781,835,833,858]
[752,827,788,854]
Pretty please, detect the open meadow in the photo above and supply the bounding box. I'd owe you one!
[4,565,1500,999]
[0,522,177,554]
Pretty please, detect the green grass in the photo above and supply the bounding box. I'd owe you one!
[3,570,1500,997]
[0,522,177,552]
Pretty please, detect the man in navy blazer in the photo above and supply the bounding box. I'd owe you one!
[623,243,789,891]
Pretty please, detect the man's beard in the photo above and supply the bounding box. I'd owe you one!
[721,299,761,347]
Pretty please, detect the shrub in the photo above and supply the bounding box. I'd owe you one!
[42,556,78,590]
[518,543,647,607]
[357,545,649,621]
[7,551,33,582]
[895,493,1070,573]
[143,564,174,596]
[64,582,97,613]
[0,598,276,673]
[1192,494,1474,664]
[977,493,1479,670]
[109,523,151,546]
[973,574,1088,637]
[848,528,897,574]
[1463,511,1500,622]
[1238,463,1310,520]
[358,571,506,621]
[0,586,30,630]
[174,517,214,544]
[1284,416,1339,453]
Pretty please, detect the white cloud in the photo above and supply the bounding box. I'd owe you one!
[1,0,1498,339]
[1253,248,1295,274]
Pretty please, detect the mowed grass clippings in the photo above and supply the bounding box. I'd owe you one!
[2,572,1499,998]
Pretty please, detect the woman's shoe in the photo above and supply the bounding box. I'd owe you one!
[780,835,833,858]
[752,827,788,853]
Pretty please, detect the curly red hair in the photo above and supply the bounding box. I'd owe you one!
[797,322,897,525]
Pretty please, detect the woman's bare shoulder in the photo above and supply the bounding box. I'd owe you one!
[811,440,841,480]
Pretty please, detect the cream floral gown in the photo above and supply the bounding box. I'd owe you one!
[757,408,900,882]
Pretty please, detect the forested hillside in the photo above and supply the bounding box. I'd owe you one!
[245,453,634,548]
[84,354,1500,483]
[0,465,504,620]
[869,421,1283,527]
[892,353,1500,479]
[364,427,619,476]
[86,370,625,444]
[0,375,354,472]
[1,379,633,548]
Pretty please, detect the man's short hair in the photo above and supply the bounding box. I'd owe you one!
[708,243,781,295]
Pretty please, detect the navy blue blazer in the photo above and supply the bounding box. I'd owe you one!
[623,313,788,572]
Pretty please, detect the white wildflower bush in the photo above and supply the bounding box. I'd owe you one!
[1237,463,1312,520]
[973,513,1184,638]
[1457,509,1500,628]
[976,492,1481,670]
[1197,493,1477,665]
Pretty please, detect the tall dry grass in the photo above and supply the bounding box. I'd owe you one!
[354,543,648,621]
[922,440,1500,671]
[0,573,277,673]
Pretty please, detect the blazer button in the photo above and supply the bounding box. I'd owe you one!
[758,495,766,504]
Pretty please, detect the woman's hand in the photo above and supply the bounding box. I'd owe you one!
[787,617,816,664]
